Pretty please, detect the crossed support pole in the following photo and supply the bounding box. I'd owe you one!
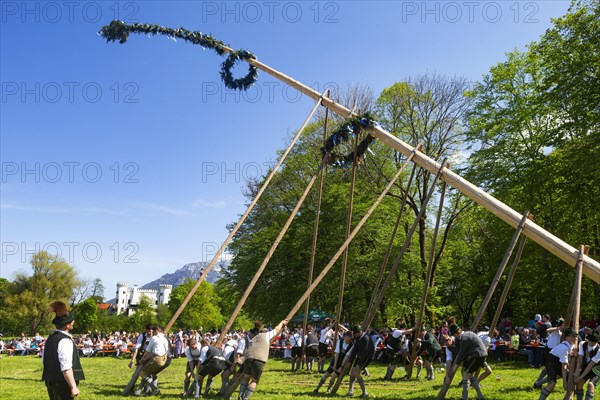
[436,210,531,400]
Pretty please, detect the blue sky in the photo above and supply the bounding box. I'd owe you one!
[1,1,570,298]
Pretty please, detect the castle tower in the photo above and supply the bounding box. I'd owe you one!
[116,282,129,314]
[158,284,173,305]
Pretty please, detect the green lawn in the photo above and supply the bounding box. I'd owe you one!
[0,355,558,399]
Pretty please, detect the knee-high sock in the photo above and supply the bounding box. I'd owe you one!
[238,383,247,400]
[315,376,326,391]
[327,374,337,392]
[296,358,302,371]
[349,376,356,393]
[536,369,548,382]
[538,387,551,400]
[585,389,595,400]
[470,377,484,398]
[242,386,255,400]
[461,379,470,400]
[575,389,584,400]
[184,377,191,395]
[146,379,158,393]
[357,377,366,395]
[137,377,150,391]
[205,378,213,395]
[196,380,203,397]
[416,365,422,378]
[429,366,435,380]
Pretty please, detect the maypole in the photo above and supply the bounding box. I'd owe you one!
[98,20,600,283]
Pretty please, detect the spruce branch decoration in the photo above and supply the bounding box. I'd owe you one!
[321,112,378,167]
[98,20,258,90]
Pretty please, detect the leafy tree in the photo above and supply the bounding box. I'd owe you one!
[3,251,79,334]
[73,297,99,333]
[168,280,224,331]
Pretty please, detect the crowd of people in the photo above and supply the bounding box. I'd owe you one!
[5,312,600,400]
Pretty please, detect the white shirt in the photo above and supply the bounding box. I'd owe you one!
[547,330,562,349]
[579,341,599,363]
[320,327,333,344]
[135,333,146,349]
[236,338,246,355]
[185,346,202,362]
[550,340,573,364]
[223,340,237,360]
[146,333,169,356]
[445,347,453,362]
[335,340,351,354]
[593,349,600,364]
[291,333,302,347]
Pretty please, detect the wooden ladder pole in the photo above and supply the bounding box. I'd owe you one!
[216,154,329,345]
[301,89,330,356]
[470,210,531,331]
[488,214,532,338]
[164,93,326,333]
[332,129,360,353]
[284,145,420,323]
[406,166,448,379]
[364,146,421,325]
[361,160,447,332]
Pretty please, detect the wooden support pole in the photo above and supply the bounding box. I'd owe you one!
[566,245,590,327]
[332,131,359,353]
[283,146,420,322]
[407,170,448,379]
[365,150,420,324]
[488,226,529,338]
[164,94,325,333]
[217,154,329,345]
[362,160,447,331]
[470,210,531,331]
[301,90,330,356]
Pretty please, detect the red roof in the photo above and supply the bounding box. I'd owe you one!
[98,304,112,310]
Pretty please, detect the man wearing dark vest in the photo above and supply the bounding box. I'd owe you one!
[304,325,319,371]
[574,330,600,400]
[42,301,85,400]
[383,319,413,381]
[196,338,227,397]
[238,319,288,400]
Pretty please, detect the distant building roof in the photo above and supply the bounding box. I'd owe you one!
[98,303,112,310]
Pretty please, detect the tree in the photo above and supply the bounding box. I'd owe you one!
[168,280,224,331]
[73,298,99,333]
[3,251,79,334]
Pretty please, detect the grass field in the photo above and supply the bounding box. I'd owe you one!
[0,355,561,399]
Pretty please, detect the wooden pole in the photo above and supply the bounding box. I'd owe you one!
[565,245,587,398]
[301,91,330,357]
[332,131,359,353]
[470,210,531,331]
[362,160,447,331]
[488,228,529,338]
[217,154,329,345]
[407,171,448,379]
[365,147,421,324]
[164,94,325,333]
[283,146,420,322]
[228,50,600,282]
[565,245,590,327]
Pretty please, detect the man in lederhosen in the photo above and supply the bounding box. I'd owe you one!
[383,319,410,381]
[304,325,319,371]
[237,319,288,400]
[42,301,85,400]
[196,338,227,397]
[128,324,154,394]
[313,331,354,394]
[445,324,487,400]
[538,327,578,399]
[135,325,169,396]
[574,330,600,400]
[290,328,303,372]
[346,325,374,398]
[416,326,442,381]
[182,337,202,398]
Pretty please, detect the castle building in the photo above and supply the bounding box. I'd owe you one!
[114,282,172,315]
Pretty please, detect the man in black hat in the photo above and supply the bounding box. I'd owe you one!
[538,327,578,400]
[445,324,487,400]
[574,330,600,400]
[345,325,374,398]
[42,301,85,400]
